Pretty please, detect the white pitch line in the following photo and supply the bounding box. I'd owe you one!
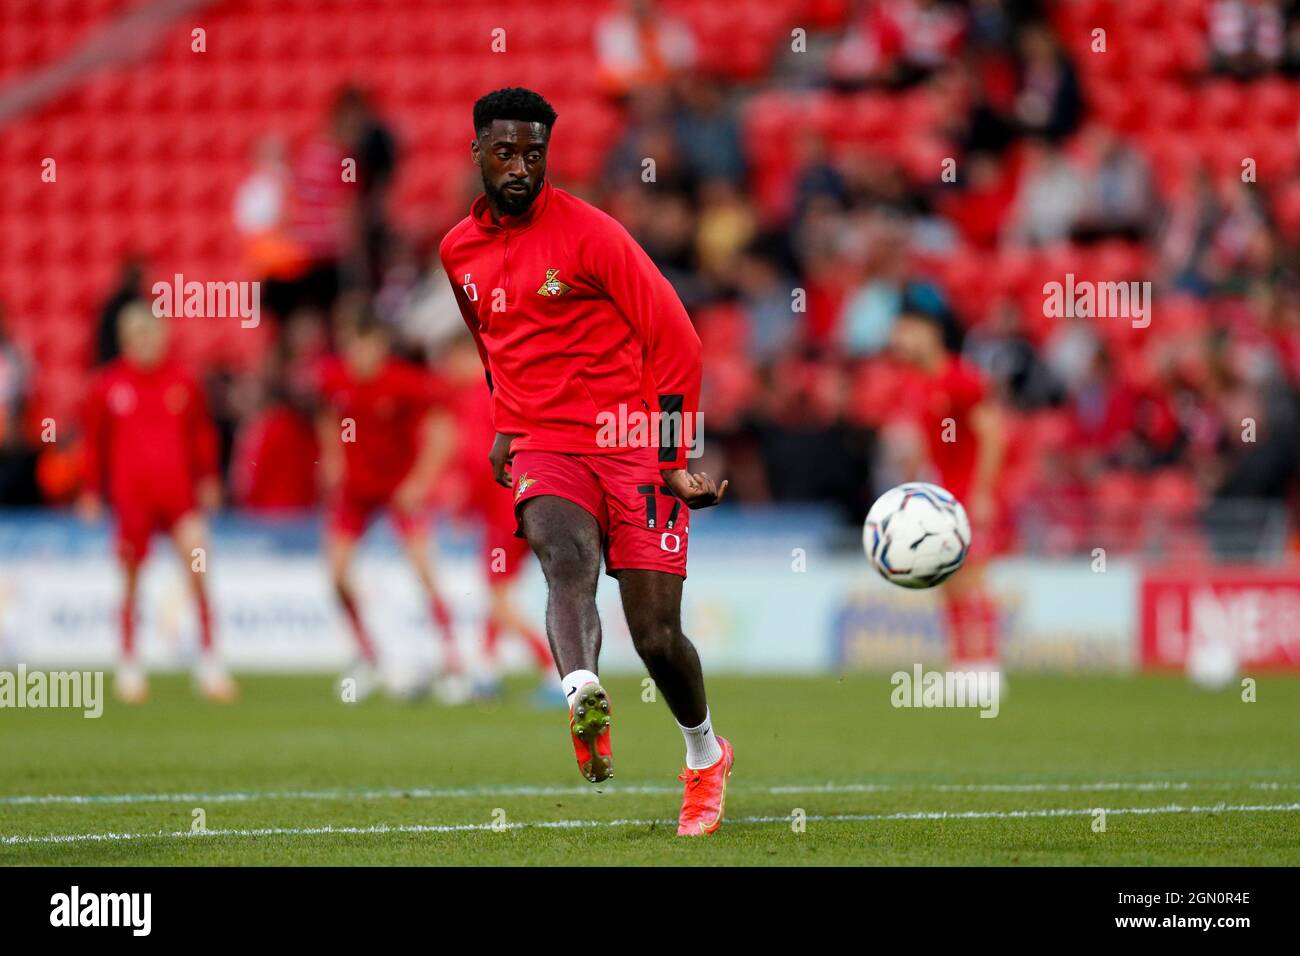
[4,802,1299,847]
[767,781,1300,794]
[1,780,1296,807]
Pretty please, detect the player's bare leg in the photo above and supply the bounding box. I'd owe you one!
[618,568,734,836]
[173,513,236,702]
[617,570,707,724]
[399,528,463,678]
[115,557,147,704]
[326,530,380,699]
[519,495,611,781]
[519,496,603,673]
[942,558,1001,673]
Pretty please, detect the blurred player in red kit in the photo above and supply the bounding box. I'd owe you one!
[316,317,457,700]
[440,88,733,836]
[79,304,236,703]
[890,307,1007,676]
[439,336,555,700]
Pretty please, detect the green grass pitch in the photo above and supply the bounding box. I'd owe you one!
[2,673,1297,865]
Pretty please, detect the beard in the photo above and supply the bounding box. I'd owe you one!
[483,172,542,217]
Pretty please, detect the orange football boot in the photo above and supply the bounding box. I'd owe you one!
[676,736,734,836]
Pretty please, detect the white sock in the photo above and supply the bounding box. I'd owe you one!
[679,709,723,770]
[561,669,600,711]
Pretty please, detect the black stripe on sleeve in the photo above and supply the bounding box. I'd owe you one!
[657,393,684,463]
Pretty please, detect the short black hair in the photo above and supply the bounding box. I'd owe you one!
[473,87,557,138]
[898,286,963,353]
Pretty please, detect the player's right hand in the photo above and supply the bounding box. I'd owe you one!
[489,432,518,488]
[76,492,103,524]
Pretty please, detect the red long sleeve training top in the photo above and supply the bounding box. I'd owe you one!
[439,180,702,471]
[82,359,220,506]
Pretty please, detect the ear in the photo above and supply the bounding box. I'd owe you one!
[471,138,481,167]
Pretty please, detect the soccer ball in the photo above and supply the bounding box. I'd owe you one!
[1186,639,1238,691]
[863,482,971,588]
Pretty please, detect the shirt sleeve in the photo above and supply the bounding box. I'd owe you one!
[584,216,702,471]
[439,239,494,394]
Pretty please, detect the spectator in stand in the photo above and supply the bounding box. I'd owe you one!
[1158,166,1222,296]
[838,221,915,356]
[0,304,38,506]
[734,245,797,364]
[1013,23,1082,141]
[694,178,758,287]
[0,305,30,445]
[379,243,466,360]
[603,86,695,195]
[333,86,399,289]
[1006,139,1085,245]
[790,129,848,225]
[1074,125,1158,242]
[285,93,359,317]
[937,149,1018,249]
[94,258,145,367]
[234,135,307,321]
[595,0,697,98]
[963,298,1065,409]
[673,76,746,185]
[1209,0,1287,76]
[830,0,968,87]
[1285,4,1300,75]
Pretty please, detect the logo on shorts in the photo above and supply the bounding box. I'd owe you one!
[515,473,536,501]
[535,269,572,297]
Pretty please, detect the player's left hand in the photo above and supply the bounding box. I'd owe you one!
[663,469,728,509]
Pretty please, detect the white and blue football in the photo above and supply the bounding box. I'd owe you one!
[863,482,971,589]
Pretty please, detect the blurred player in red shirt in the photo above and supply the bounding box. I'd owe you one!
[79,304,236,703]
[890,307,1008,675]
[316,317,457,699]
[439,337,554,699]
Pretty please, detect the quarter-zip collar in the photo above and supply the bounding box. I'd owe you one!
[470,180,553,237]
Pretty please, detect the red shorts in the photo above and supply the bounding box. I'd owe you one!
[327,494,426,540]
[511,447,689,579]
[113,495,196,563]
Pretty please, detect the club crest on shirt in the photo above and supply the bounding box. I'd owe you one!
[515,473,536,500]
[535,269,572,297]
